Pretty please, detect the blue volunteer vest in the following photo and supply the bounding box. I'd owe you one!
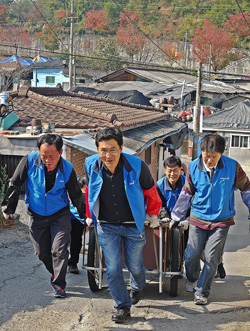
[25,151,72,216]
[189,154,236,221]
[157,174,185,213]
[85,153,146,233]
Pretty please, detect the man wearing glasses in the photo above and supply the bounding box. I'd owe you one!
[84,128,161,323]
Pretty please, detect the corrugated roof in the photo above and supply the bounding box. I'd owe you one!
[203,100,250,131]
[69,86,152,106]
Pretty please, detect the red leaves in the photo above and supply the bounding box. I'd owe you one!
[192,20,235,70]
[0,26,31,45]
[84,10,109,32]
[224,13,250,40]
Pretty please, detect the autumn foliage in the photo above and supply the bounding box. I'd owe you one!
[0,26,31,47]
[162,41,184,65]
[84,10,110,33]
[224,13,250,41]
[0,4,10,23]
[192,21,236,70]
[115,12,146,59]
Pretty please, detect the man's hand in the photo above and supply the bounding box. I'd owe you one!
[1,207,13,221]
[160,217,171,223]
[169,220,179,230]
[85,218,93,226]
[178,219,189,231]
[145,214,160,228]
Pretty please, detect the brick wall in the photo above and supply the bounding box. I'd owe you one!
[66,146,88,177]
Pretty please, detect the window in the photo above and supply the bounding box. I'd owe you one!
[46,76,55,84]
[145,146,151,165]
[231,135,248,148]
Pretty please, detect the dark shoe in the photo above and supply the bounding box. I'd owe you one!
[130,289,142,305]
[54,288,66,298]
[111,306,131,323]
[68,265,79,274]
[217,262,226,279]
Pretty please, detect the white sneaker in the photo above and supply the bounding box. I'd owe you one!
[194,294,208,305]
[185,279,196,293]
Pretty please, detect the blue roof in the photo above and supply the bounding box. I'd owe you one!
[0,55,34,67]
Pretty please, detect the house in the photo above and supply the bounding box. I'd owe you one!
[31,58,88,90]
[94,66,248,109]
[69,86,153,106]
[95,66,196,85]
[0,84,187,183]
[201,100,250,165]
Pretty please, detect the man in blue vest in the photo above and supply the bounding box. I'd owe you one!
[85,127,162,323]
[1,134,85,298]
[157,155,186,220]
[171,133,250,305]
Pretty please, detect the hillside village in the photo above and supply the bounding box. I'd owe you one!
[0,1,250,330]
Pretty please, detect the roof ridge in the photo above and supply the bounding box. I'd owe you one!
[27,90,125,126]
[68,91,158,111]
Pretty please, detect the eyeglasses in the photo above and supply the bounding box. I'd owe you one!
[166,168,180,174]
[99,150,120,156]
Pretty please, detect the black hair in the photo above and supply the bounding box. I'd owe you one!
[95,128,123,148]
[163,155,182,169]
[200,133,225,154]
[37,134,63,152]
[78,176,86,189]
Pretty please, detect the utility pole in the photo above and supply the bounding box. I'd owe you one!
[69,0,74,90]
[192,61,202,160]
[184,30,188,68]
[208,43,212,81]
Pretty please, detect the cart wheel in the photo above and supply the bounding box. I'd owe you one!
[87,229,102,292]
[170,228,180,297]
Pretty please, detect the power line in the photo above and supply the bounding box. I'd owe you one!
[234,0,250,30]
[110,0,185,68]
[29,0,63,47]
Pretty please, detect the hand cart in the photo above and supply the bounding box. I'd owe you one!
[83,221,186,297]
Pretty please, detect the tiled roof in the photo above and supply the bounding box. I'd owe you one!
[10,86,169,130]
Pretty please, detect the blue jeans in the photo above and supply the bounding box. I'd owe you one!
[185,224,229,298]
[97,223,146,308]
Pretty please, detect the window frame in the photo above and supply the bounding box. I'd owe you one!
[45,76,55,85]
[231,134,249,149]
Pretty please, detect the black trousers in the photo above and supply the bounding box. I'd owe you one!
[68,219,84,266]
[29,209,71,290]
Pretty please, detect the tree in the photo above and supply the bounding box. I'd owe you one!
[0,26,31,55]
[0,4,10,23]
[224,12,250,42]
[34,22,61,51]
[115,11,146,60]
[192,21,236,71]
[162,41,184,65]
[84,10,110,34]
[86,37,121,72]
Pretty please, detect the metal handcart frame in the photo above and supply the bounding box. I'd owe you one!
[82,221,186,297]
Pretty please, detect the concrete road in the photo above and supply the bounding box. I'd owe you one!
[0,191,250,331]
